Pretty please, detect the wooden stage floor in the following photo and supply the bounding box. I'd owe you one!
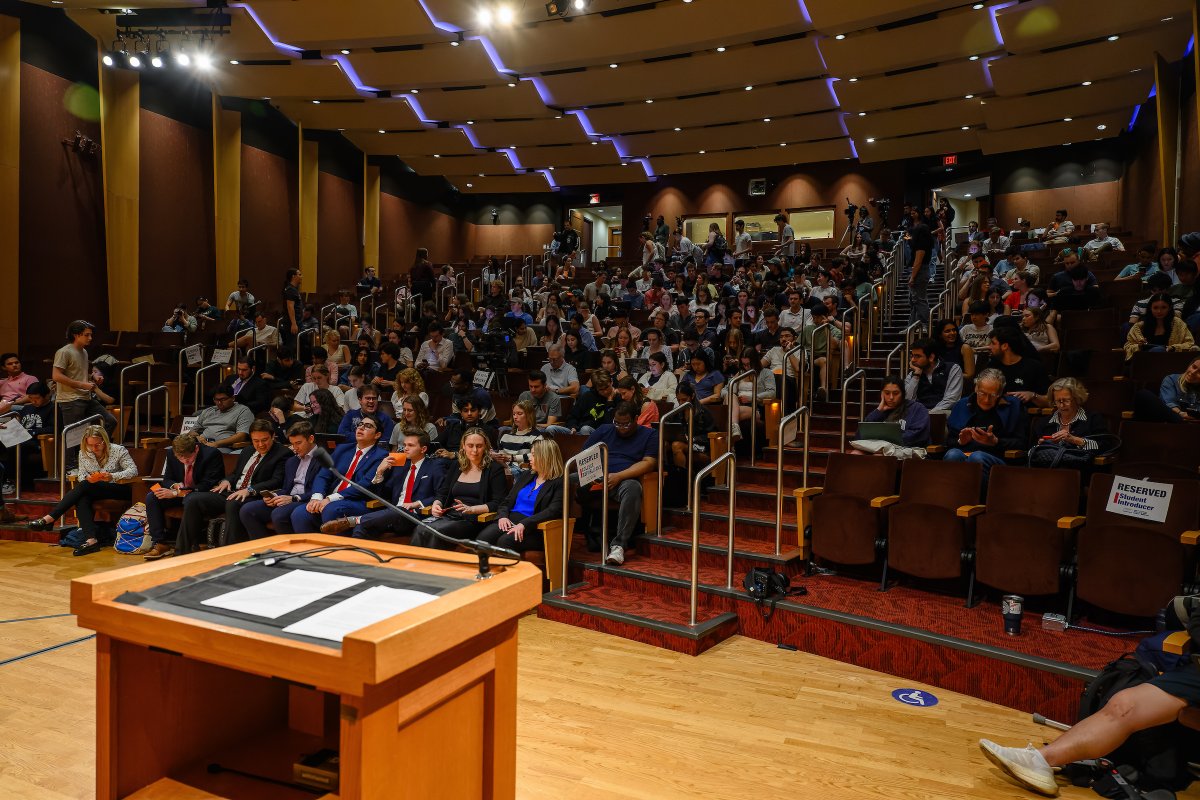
[1,541,1192,800]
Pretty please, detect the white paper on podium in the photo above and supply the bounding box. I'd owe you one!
[201,569,364,619]
[282,585,438,642]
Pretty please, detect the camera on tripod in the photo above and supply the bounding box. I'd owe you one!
[868,197,892,225]
[843,198,859,220]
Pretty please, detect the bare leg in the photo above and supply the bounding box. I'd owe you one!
[671,440,688,469]
[1040,684,1186,767]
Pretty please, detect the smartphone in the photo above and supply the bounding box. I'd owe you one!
[259,490,275,499]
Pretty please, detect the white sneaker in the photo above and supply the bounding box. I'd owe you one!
[1,482,13,495]
[605,545,624,566]
[979,739,1058,796]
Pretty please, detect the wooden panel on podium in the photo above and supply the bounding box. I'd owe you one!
[72,534,542,800]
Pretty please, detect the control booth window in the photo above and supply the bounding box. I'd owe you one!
[683,216,726,245]
[736,208,835,242]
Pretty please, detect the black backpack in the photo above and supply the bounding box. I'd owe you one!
[711,234,727,258]
[743,567,805,620]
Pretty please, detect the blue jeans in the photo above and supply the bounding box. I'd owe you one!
[943,449,1004,484]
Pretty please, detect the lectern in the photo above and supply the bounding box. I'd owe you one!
[70,534,543,800]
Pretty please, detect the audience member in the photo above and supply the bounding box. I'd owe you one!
[289,416,388,533]
[337,385,394,442]
[416,323,455,370]
[1123,292,1198,360]
[193,389,254,452]
[541,345,581,397]
[416,427,507,549]
[905,339,962,413]
[476,439,566,555]
[54,321,117,471]
[943,369,1025,484]
[393,395,440,447]
[162,303,197,334]
[216,359,271,415]
[547,370,615,435]
[0,352,37,416]
[988,326,1050,406]
[852,375,931,452]
[0,382,52,491]
[495,400,543,475]
[260,351,304,389]
[141,432,225,560]
[226,278,256,315]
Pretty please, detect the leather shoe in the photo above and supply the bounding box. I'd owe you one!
[28,517,53,531]
[73,540,104,557]
[320,517,357,535]
[142,543,175,561]
[0,507,21,524]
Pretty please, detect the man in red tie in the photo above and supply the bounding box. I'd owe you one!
[174,420,290,554]
[289,416,388,532]
[319,429,448,539]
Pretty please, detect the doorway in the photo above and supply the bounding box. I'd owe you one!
[569,205,623,265]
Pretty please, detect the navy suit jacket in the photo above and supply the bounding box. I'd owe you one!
[336,407,396,442]
[162,445,225,493]
[225,442,290,494]
[280,453,327,501]
[313,443,388,501]
[382,457,449,507]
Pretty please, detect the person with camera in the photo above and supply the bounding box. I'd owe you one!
[162,303,197,334]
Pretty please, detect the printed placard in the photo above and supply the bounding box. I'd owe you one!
[210,348,233,365]
[473,370,494,388]
[179,416,200,435]
[575,444,605,485]
[1106,476,1172,523]
[184,344,203,366]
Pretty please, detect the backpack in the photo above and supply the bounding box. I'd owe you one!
[1079,653,1158,721]
[113,501,151,554]
[743,567,806,621]
[711,234,727,258]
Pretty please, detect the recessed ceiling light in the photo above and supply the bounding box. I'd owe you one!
[411,89,419,94]
[645,99,653,103]
[555,115,562,119]
[964,94,974,99]
[1097,124,1107,130]
[972,2,984,8]
[507,82,516,87]
[968,55,979,61]
[964,193,972,198]
[1107,34,1119,41]
[1081,80,1092,86]
[682,0,692,4]
[779,142,786,147]
[466,183,473,188]
[848,77,858,82]
[744,85,753,91]
[312,100,321,104]
[340,49,350,55]
[1063,117,1073,122]
[1163,17,1174,22]
[857,111,866,116]
[716,46,726,52]
[834,34,845,40]
[865,137,875,143]
[609,63,618,68]
[337,128,345,131]
[548,166,554,170]
[497,5,515,24]
[378,129,386,133]
[509,144,515,148]
[591,141,598,145]
[698,150,705,154]
[477,8,493,26]
[961,126,970,130]
[450,40,460,46]
[467,120,475,125]
[762,118,771,123]
[433,154,440,158]
[674,127,681,131]
[229,59,239,65]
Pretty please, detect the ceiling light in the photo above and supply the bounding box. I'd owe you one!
[549,166,555,170]
[228,59,239,65]
[779,142,786,146]
[175,51,191,66]
[645,99,653,103]
[128,54,142,68]
[479,173,485,177]
[964,94,974,99]
[467,120,475,124]
[961,126,970,130]
[716,46,726,52]
[1082,80,1092,86]
[964,193,972,198]
[150,55,163,68]
[834,34,845,40]
[762,118,770,123]
[609,63,618,68]
[682,0,693,3]
[972,2,984,8]
[341,49,350,55]
[433,154,441,158]
[450,40,460,46]
[848,77,858,82]
[411,89,419,94]
[698,150,705,154]
[312,99,321,104]
[1097,124,1107,130]
[1107,35,1119,41]
[1163,17,1174,22]
[865,137,875,143]
[744,85,753,91]
[591,141,598,145]
[1063,117,1072,122]
[497,5,515,24]
[968,55,979,61]
[194,53,212,70]
[378,129,386,133]
[478,8,493,26]
[857,111,866,116]
[673,127,681,131]
[102,53,115,66]
[554,115,561,119]
[466,183,473,188]
[573,0,585,8]
[507,82,517,87]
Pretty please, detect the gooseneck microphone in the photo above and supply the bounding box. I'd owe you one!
[310,447,518,580]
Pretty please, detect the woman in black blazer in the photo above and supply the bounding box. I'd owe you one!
[477,439,565,554]
[421,427,509,549]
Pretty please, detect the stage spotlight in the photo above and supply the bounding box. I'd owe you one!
[175,51,191,66]
[478,8,493,26]
[573,0,586,9]
[497,5,515,24]
[194,53,213,70]
[151,55,163,68]
[102,53,115,67]
[545,0,567,16]
[128,54,142,68]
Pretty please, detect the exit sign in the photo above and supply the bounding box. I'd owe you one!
[589,193,601,204]
[943,154,958,166]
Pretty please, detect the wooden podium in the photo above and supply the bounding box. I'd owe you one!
[70,534,543,800]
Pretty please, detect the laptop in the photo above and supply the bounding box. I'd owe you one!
[855,421,905,445]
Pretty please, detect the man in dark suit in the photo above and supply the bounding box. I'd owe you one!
[174,419,290,553]
[288,415,388,532]
[239,420,327,538]
[321,428,447,539]
[142,431,225,560]
[216,358,271,415]
[336,384,395,442]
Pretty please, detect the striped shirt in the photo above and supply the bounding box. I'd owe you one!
[498,427,543,467]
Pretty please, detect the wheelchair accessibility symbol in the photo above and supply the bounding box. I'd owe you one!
[892,688,939,707]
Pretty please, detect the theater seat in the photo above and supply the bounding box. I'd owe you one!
[802,453,900,569]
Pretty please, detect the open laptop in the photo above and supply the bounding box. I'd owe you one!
[855,421,905,445]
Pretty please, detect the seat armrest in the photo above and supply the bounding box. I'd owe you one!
[956,504,985,518]
[1058,515,1086,530]
[1094,455,1114,466]
[1181,530,1200,545]
[872,495,901,509]
[366,499,383,509]
[477,512,498,523]
[1003,449,1024,459]
[793,487,823,499]
[538,519,564,531]
[925,444,945,454]
[1164,630,1192,655]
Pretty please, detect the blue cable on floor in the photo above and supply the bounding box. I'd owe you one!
[0,613,73,624]
[0,634,95,667]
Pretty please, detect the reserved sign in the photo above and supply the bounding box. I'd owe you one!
[1106,476,1172,523]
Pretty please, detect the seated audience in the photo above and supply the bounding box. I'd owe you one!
[1019,307,1059,353]
[0,352,37,416]
[239,421,327,538]
[162,303,197,334]
[943,369,1025,484]
[495,399,543,475]
[1116,244,1157,281]
[288,416,388,533]
[294,364,348,420]
[547,370,616,435]
[681,349,725,406]
[639,352,679,403]
[193,389,254,452]
[226,279,256,315]
[616,376,660,428]
[236,311,281,350]
[1123,292,1198,360]
[434,398,497,456]
[216,359,271,415]
[800,304,841,398]
[959,301,993,350]
[541,345,581,397]
[1034,377,1107,450]
[416,323,455,370]
[905,338,962,413]
[1136,353,1200,422]
[337,385,395,442]
[392,394,440,447]
[851,375,931,453]
[518,371,562,428]
[989,327,1050,407]
[141,432,225,560]
[260,351,304,389]
[415,427,507,549]
[477,439,566,555]
[0,382,52,491]
[1081,222,1123,255]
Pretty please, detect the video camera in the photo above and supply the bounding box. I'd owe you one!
[868,196,892,225]
[843,197,859,220]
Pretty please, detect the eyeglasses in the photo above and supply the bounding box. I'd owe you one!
[613,420,636,429]
[975,390,999,400]
[355,422,378,431]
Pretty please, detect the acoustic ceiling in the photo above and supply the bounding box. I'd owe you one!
[44,0,1192,192]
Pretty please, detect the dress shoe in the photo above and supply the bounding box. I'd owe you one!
[28,517,53,531]
[0,507,21,524]
[321,517,357,535]
[73,540,104,557]
[142,543,175,561]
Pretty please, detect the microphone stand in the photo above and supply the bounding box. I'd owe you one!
[311,448,518,581]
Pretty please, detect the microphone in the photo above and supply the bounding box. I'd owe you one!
[310,447,518,580]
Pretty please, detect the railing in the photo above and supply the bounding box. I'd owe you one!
[299,327,320,359]
[777,342,806,420]
[902,319,924,369]
[560,442,609,598]
[405,293,422,326]
[657,403,694,541]
[132,385,169,448]
[838,369,868,454]
[59,413,103,511]
[469,276,481,305]
[0,410,22,500]
[594,244,620,264]
[689,451,736,626]
[116,361,152,444]
[932,286,951,331]
[866,277,885,359]
[440,285,456,313]
[805,322,832,405]
[373,300,390,333]
[318,302,336,330]
[502,259,513,295]
[774,405,810,554]
[723,369,755,474]
[840,305,858,375]
[177,344,199,417]
[884,341,905,376]
[193,362,225,413]
[358,293,375,324]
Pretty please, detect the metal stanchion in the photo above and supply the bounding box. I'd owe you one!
[132,386,169,448]
[560,443,608,597]
[657,404,693,540]
[58,413,102,515]
[116,361,152,444]
[838,369,867,454]
[774,405,809,554]
[690,451,736,626]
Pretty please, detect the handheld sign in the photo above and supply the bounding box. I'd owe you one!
[474,370,494,389]
[184,344,203,366]
[1106,476,1172,523]
[180,416,200,435]
[575,444,605,485]
[211,348,233,365]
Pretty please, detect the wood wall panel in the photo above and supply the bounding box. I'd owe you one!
[0,17,18,353]
[19,64,107,350]
[239,144,298,317]
[316,170,362,295]
[138,109,214,331]
[469,224,554,258]
[993,181,1121,232]
[99,65,139,332]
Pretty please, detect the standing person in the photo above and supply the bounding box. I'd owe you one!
[654,215,671,259]
[53,320,116,472]
[774,213,796,264]
[282,268,304,356]
[732,219,753,264]
[410,247,436,303]
[905,209,933,325]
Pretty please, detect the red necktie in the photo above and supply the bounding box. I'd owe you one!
[337,450,363,493]
[238,453,261,489]
[402,464,418,504]
[182,459,195,489]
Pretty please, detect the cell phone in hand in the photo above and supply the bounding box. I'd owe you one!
[259,490,275,499]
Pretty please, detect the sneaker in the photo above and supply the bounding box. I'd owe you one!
[979,740,1058,797]
[1,482,14,495]
[143,543,175,561]
[321,517,358,535]
[605,545,624,566]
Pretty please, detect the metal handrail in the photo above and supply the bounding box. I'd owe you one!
[177,344,200,417]
[358,294,374,323]
[299,327,320,361]
[116,361,152,444]
[560,442,609,597]
[838,369,867,454]
[318,302,336,330]
[806,322,832,405]
[723,369,756,474]
[884,342,905,375]
[469,276,481,304]
[657,403,694,540]
[193,362,225,412]
[594,244,620,263]
[373,300,390,333]
[932,287,951,330]
[866,278,885,359]
[689,451,736,626]
[440,285,456,313]
[502,259,513,295]
[132,385,169,448]
[0,410,22,500]
[332,315,353,335]
[774,405,810,554]
[840,305,858,374]
[777,342,806,420]
[902,319,924,371]
[405,293,423,326]
[58,413,102,510]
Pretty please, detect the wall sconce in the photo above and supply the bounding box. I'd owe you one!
[62,130,101,157]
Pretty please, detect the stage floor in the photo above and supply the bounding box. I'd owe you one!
[0,541,1192,800]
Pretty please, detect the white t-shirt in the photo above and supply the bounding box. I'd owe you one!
[294,382,348,416]
[780,225,796,256]
[960,323,993,351]
[733,232,753,257]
